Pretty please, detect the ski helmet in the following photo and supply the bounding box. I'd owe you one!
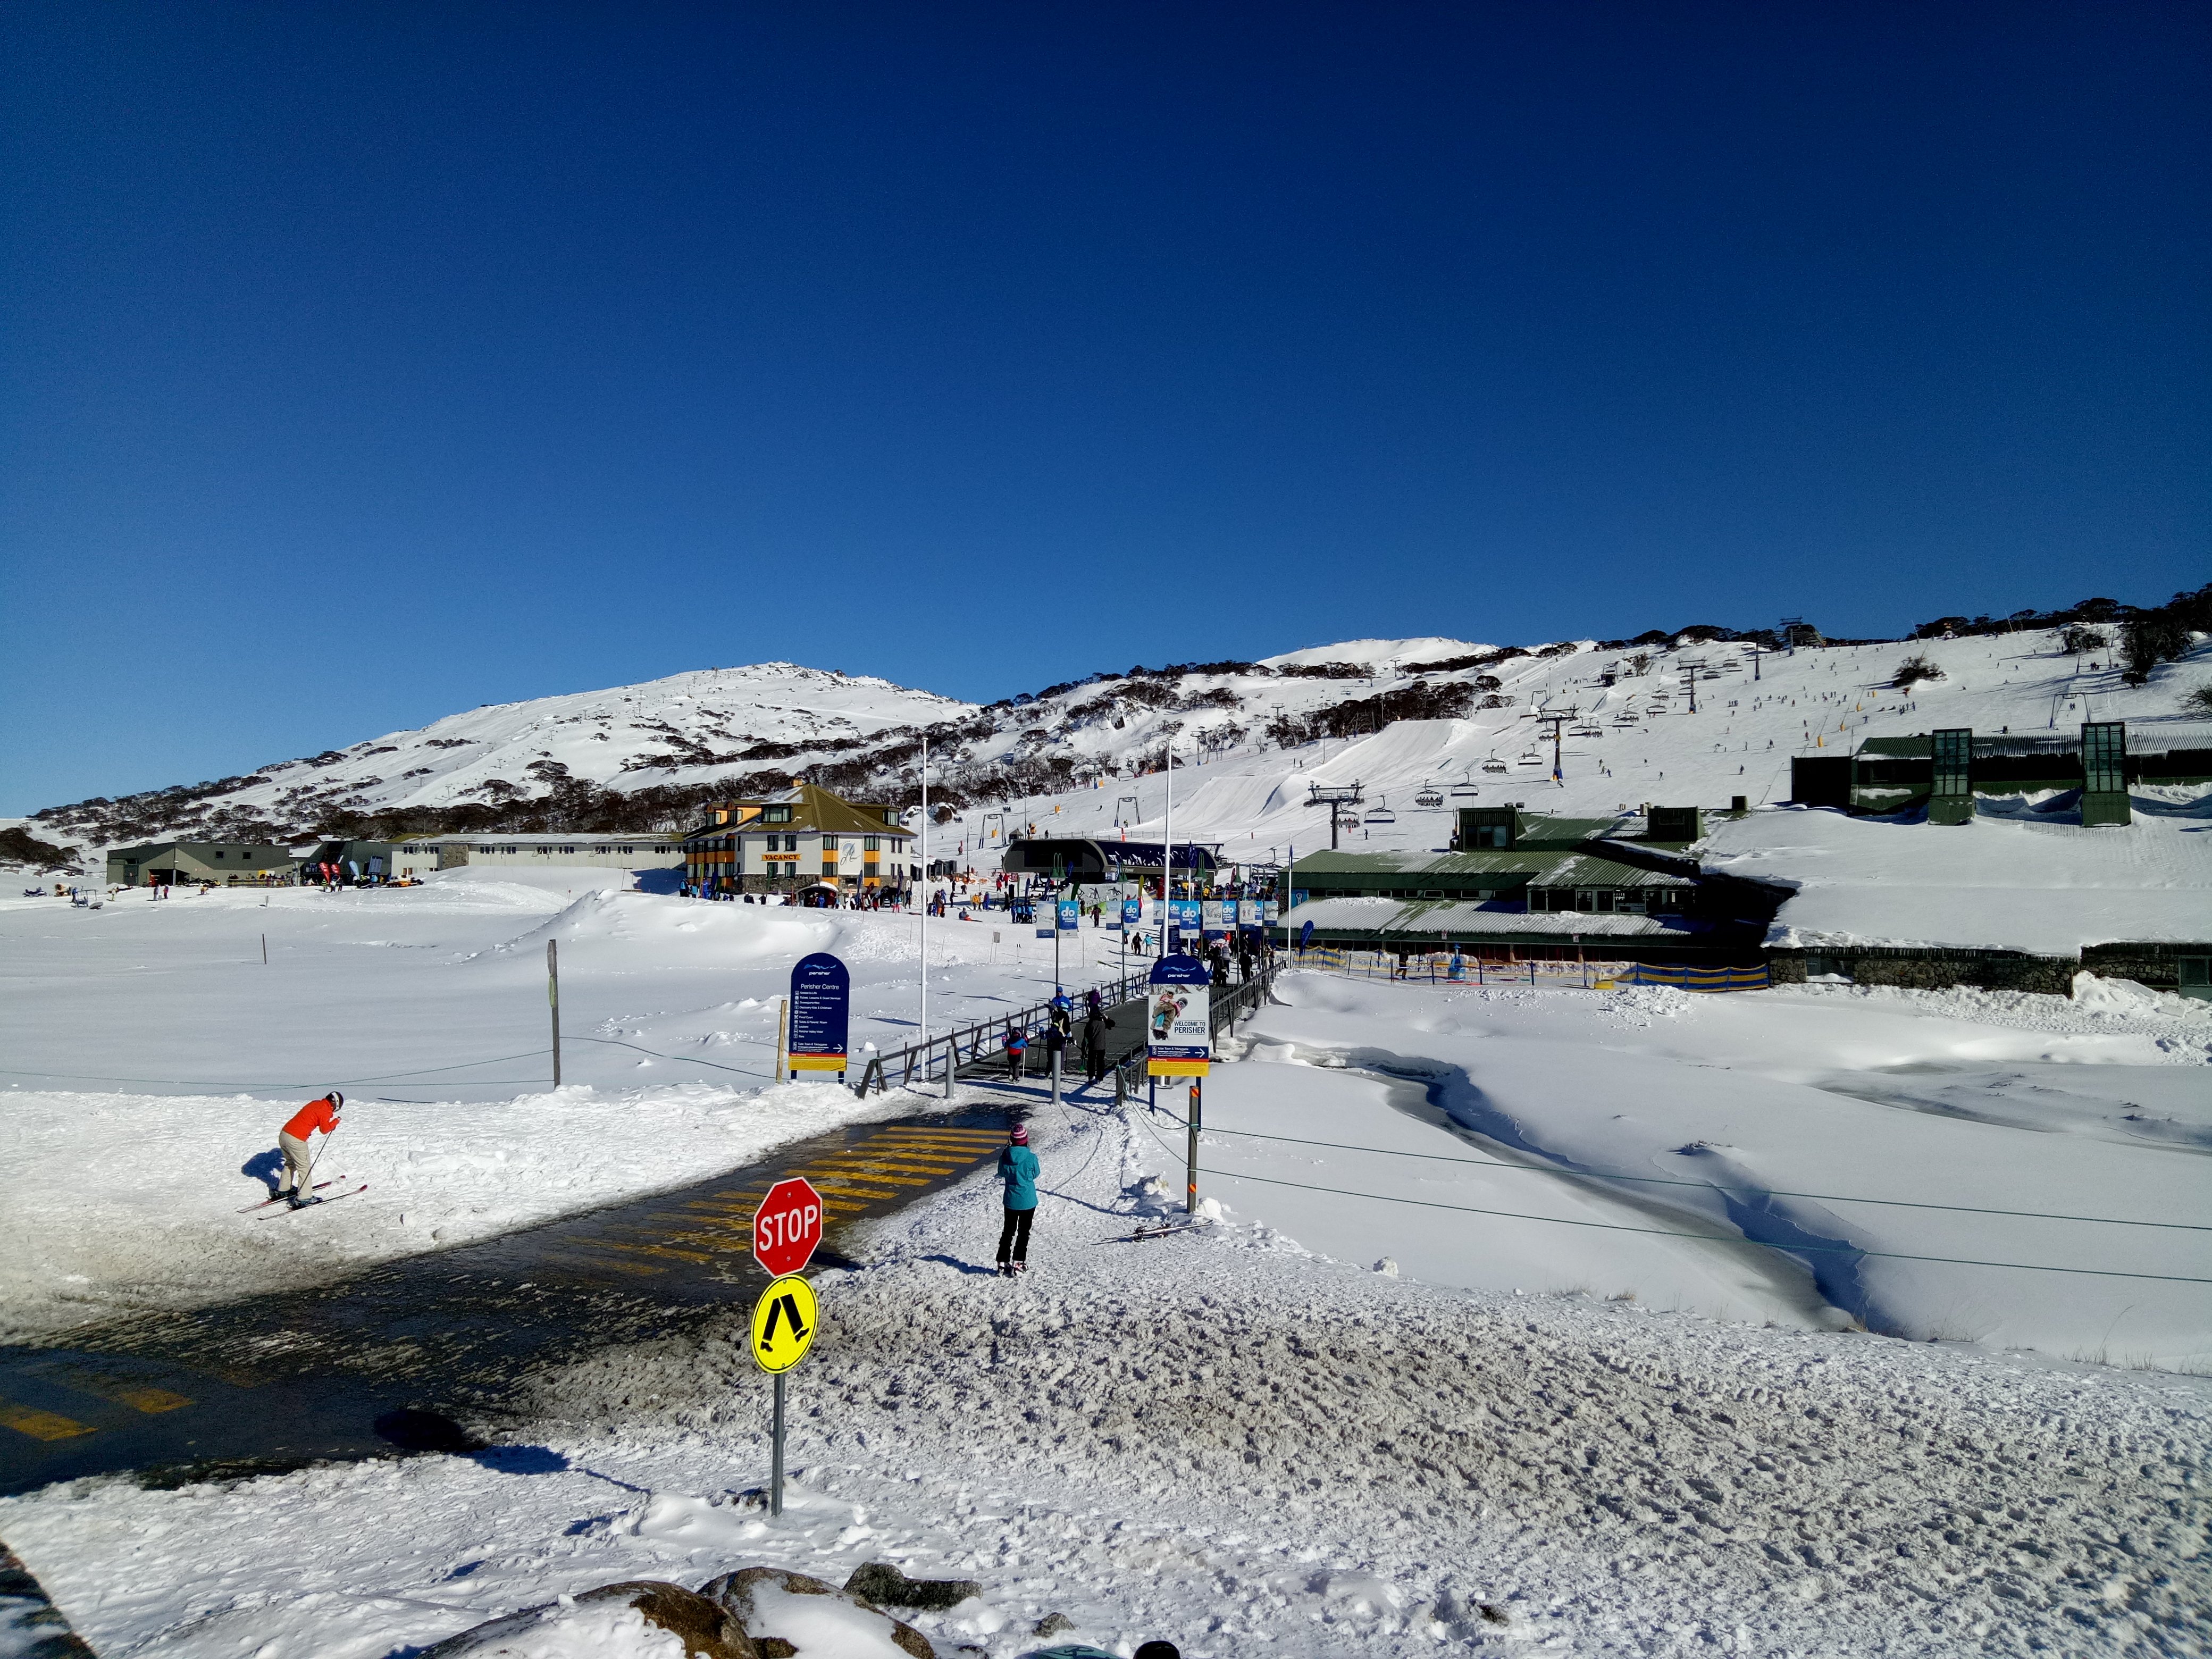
[329,1090,345,1109]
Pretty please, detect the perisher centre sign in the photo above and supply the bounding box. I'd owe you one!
[1146,952,1212,1079]
[787,951,850,1076]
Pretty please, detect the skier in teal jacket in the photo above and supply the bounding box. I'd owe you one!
[995,1122,1040,1276]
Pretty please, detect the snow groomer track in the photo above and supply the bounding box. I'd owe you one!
[0,1102,1026,1494]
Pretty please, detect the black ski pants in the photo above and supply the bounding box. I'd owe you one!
[995,1205,1035,1266]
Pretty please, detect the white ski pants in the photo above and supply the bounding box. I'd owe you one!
[278,1131,314,1195]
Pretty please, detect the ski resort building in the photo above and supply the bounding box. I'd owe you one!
[388,834,682,877]
[104,841,299,886]
[997,836,1223,883]
[1276,808,1780,965]
[1787,720,2212,825]
[678,783,915,896]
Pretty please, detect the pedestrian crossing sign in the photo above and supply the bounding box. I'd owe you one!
[750,1273,818,1375]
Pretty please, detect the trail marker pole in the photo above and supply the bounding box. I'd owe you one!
[547,940,561,1087]
[261,933,267,965]
[775,997,789,1080]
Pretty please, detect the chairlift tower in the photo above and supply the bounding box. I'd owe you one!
[1744,643,1769,682]
[982,810,1007,846]
[1533,710,1576,781]
[1680,661,1706,715]
[1306,779,1364,851]
[1113,794,1141,828]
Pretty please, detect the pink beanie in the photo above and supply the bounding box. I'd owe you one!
[1010,1124,1029,1144]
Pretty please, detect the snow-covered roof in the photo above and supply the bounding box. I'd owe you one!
[1282,895,1702,940]
[1699,792,2212,955]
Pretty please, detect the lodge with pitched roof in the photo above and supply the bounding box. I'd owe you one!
[678,783,916,897]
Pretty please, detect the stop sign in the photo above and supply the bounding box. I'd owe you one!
[752,1177,824,1277]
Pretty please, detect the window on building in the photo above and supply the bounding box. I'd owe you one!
[864,835,879,852]
[765,806,792,823]
[822,834,837,850]
[214,850,226,859]
[2082,722,2127,794]
[559,845,577,855]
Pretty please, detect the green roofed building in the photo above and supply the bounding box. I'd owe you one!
[1279,809,1781,965]
[1791,721,2208,824]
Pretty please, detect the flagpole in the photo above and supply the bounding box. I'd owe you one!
[919,736,930,1094]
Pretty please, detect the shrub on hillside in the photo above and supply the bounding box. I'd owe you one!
[1892,654,1945,690]
[0,826,77,871]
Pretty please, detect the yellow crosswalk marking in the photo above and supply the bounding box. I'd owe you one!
[810,1171,928,1188]
[543,1246,665,1276]
[592,1239,711,1264]
[118,1386,193,1413]
[1,1400,96,1441]
[816,1157,963,1175]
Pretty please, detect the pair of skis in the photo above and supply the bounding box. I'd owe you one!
[238,1180,367,1214]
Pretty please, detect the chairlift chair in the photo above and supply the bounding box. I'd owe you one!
[1363,796,1397,826]
[1570,722,1603,738]
[1515,748,1543,766]
[1481,752,1509,774]
[1414,784,1445,808]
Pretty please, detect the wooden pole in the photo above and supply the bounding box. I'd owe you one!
[776,996,789,1081]
[548,940,561,1086]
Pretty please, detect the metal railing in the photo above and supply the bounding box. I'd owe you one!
[854,956,1283,1100]
[850,969,1151,1098]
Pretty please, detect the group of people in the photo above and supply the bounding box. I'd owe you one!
[1000,989,1111,1084]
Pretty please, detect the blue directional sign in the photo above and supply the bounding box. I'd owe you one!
[1058,898,1080,933]
[1122,896,1142,926]
[787,952,850,1076]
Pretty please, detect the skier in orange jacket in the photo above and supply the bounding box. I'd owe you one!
[278,1092,342,1209]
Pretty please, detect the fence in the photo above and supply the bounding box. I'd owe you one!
[1287,947,1634,989]
[849,966,1153,1097]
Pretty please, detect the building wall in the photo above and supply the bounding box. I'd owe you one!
[1767,946,2075,995]
[106,844,298,886]
[422,839,681,872]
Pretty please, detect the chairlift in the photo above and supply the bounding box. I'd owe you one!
[1570,722,1603,738]
[1481,751,1509,775]
[1363,795,1397,827]
[1515,748,1544,766]
[1449,775,1482,799]
[1414,783,1445,808]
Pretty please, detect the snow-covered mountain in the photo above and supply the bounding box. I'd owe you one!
[24,618,2212,858]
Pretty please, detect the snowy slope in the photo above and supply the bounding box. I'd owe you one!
[29,663,973,849]
[26,627,2212,882]
[919,629,2212,886]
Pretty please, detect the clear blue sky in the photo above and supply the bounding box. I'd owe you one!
[2,3,2205,812]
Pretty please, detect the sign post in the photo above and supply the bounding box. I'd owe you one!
[547,941,561,1087]
[1146,953,1212,1218]
[751,1176,824,1518]
[786,953,850,1080]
